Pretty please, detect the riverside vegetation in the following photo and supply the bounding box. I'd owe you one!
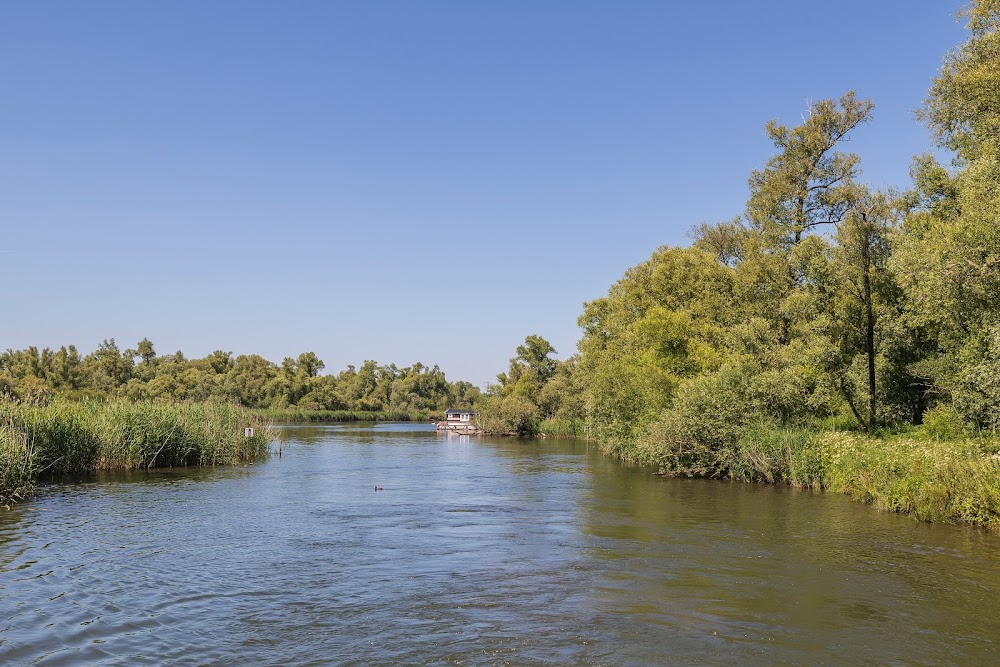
[0,344,480,418]
[0,400,273,507]
[5,4,1000,527]
[0,345,478,505]
[477,3,1000,527]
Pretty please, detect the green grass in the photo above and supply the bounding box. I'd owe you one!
[256,408,431,423]
[0,399,274,506]
[822,432,1000,527]
[645,418,1000,528]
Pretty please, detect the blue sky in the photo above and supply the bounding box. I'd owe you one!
[1,1,967,387]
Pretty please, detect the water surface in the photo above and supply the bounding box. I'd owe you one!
[2,423,999,665]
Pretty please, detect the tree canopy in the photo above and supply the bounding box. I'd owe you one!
[480,2,1000,462]
[0,340,479,415]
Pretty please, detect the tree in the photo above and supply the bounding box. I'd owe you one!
[515,335,558,384]
[832,189,896,428]
[136,338,156,365]
[296,352,325,378]
[205,350,234,375]
[747,92,874,247]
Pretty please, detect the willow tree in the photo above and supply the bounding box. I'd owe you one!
[747,92,874,248]
[738,93,874,345]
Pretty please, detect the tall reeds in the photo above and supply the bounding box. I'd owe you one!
[0,399,274,505]
[0,421,34,507]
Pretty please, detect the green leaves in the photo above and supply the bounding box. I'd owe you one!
[747,92,874,247]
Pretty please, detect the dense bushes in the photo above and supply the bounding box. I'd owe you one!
[475,394,540,436]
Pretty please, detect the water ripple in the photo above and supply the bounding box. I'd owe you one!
[2,427,1000,665]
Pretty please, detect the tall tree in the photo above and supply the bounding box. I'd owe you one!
[747,92,874,248]
[833,189,896,428]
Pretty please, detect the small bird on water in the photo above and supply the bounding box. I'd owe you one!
[374,485,383,491]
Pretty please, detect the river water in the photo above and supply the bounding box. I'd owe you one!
[2,423,999,665]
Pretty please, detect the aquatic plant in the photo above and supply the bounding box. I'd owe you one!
[0,399,274,505]
[0,421,34,507]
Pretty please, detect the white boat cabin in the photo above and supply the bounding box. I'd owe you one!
[444,409,479,425]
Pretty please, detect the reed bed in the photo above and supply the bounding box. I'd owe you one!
[0,421,34,507]
[0,400,274,505]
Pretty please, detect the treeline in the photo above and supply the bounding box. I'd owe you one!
[0,339,480,415]
[483,5,1000,461]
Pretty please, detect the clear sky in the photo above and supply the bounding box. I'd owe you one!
[1,1,967,388]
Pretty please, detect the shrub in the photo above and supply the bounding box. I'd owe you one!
[475,394,540,436]
[920,403,969,439]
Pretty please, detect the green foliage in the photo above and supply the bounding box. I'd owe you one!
[475,394,540,436]
[747,91,873,247]
[477,8,1000,529]
[0,341,480,416]
[730,425,825,488]
[0,422,34,507]
[256,408,427,423]
[478,334,587,436]
[0,399,274,505]
[567,26,1000,458]
[577,246,732,446]
[891,0,1000,432]
[634,363,756,471]
[920,404,969,439]
[823,433,1000,527]
[537,418,586,437]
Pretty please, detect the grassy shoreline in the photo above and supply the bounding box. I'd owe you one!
[6,399,1000,529]
[628,422,1000,529]
[0,400,273,507]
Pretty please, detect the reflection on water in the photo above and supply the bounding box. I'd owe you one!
[1,423,999,665]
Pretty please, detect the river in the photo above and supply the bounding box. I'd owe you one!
[1,423,999,665]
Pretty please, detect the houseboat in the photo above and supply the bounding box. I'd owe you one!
[437,409,480,433]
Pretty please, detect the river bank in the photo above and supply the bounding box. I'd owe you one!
[0,400,272,506]
[5,400,1000,530]
[631,422,1000,529]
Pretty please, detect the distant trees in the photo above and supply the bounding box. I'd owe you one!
[477,335,585,435]
[0,340,479,415]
